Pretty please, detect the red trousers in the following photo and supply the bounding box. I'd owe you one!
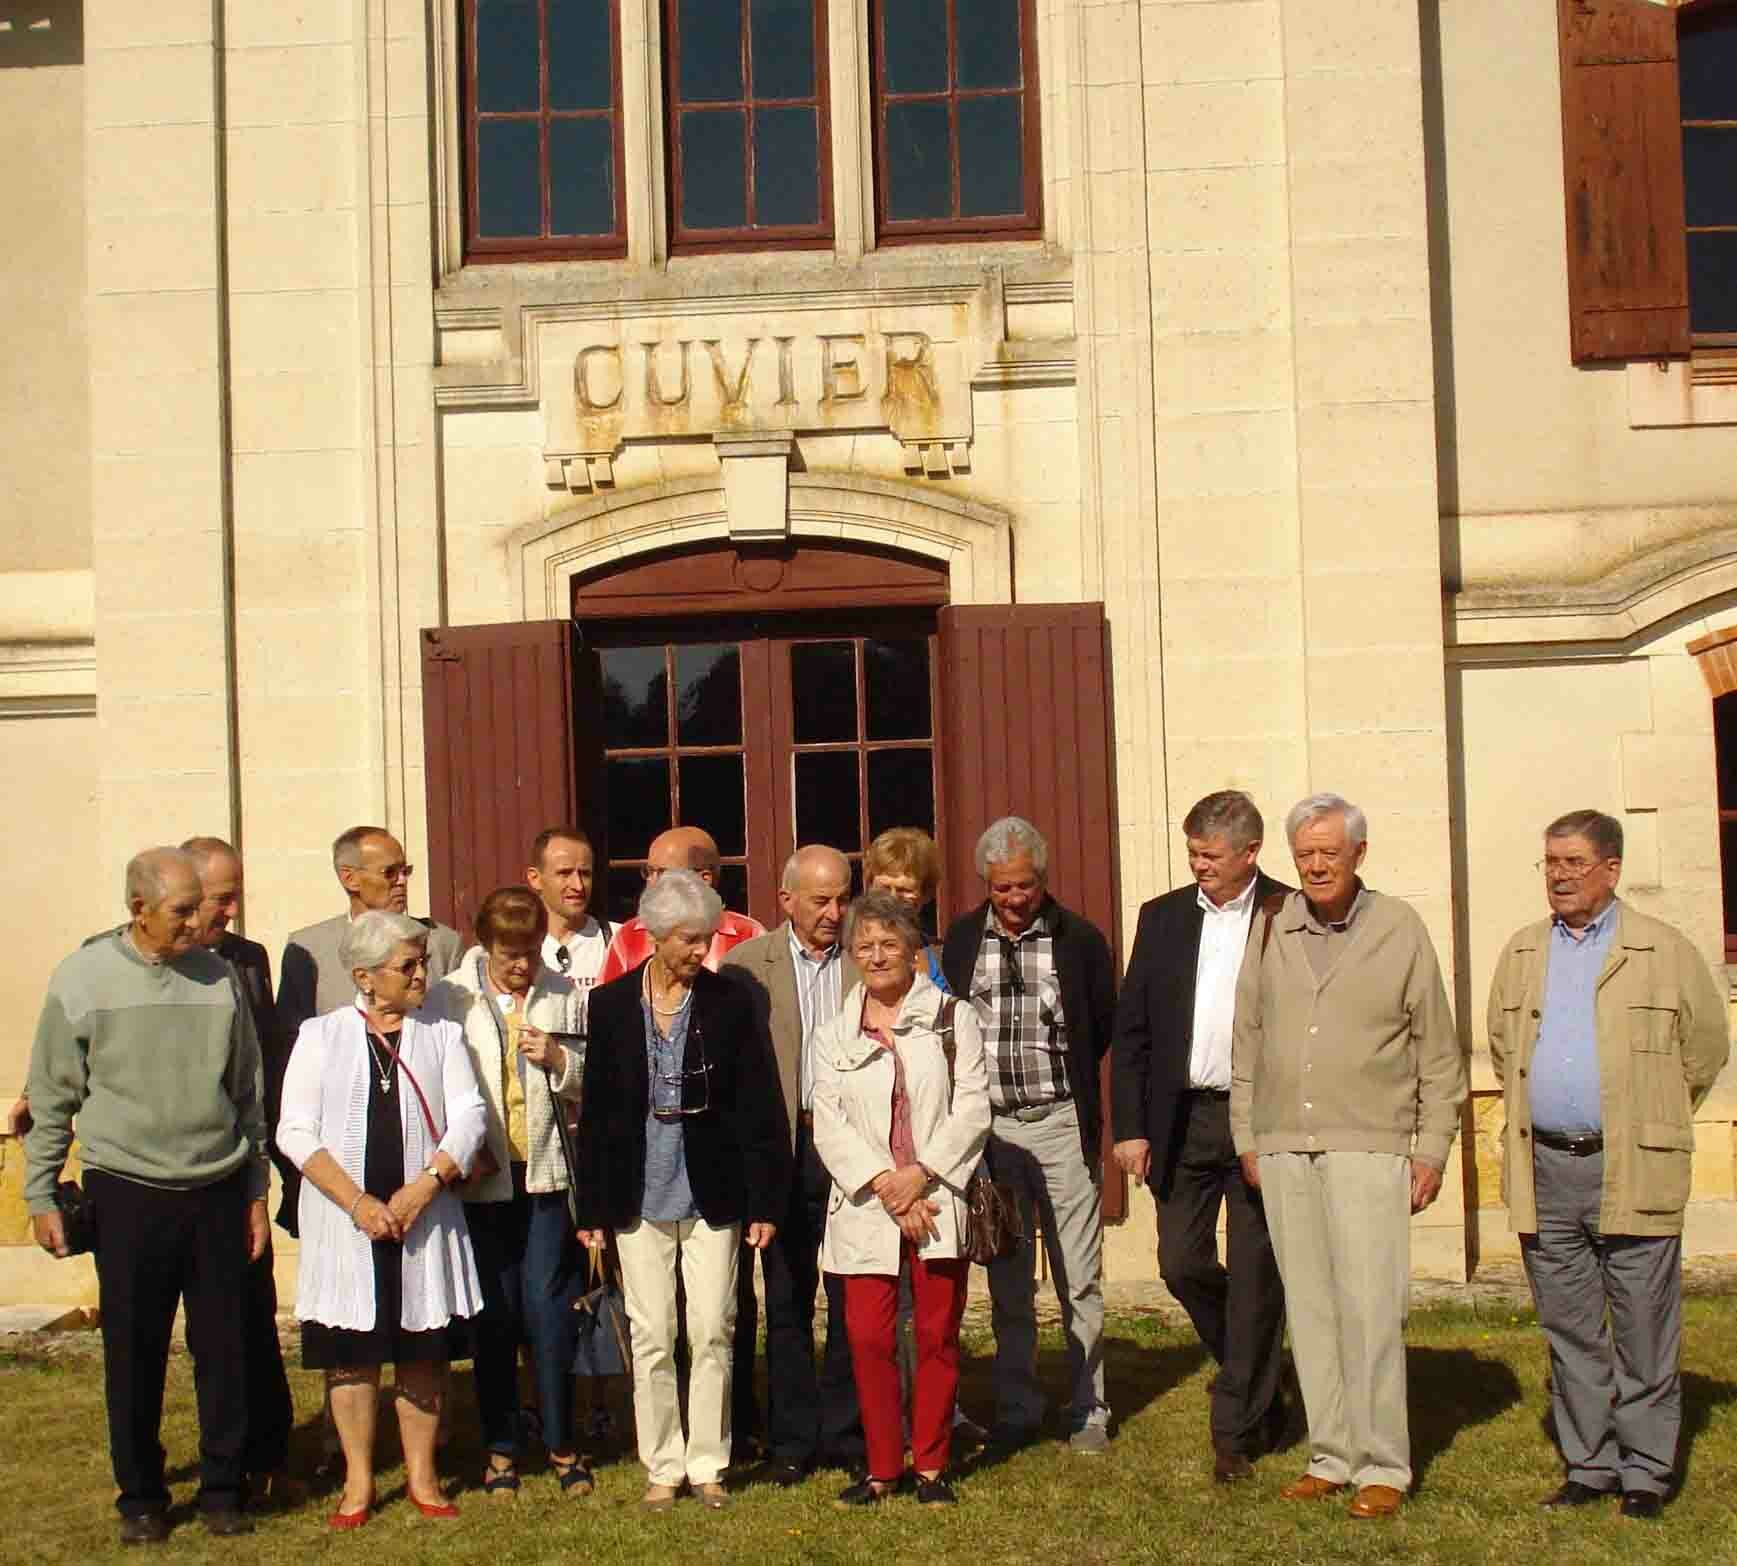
[838,1246,969,1479]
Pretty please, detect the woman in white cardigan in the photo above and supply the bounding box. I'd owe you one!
[427,885,588,1499]
[812,892,991,1508]
[278,910,486,1530]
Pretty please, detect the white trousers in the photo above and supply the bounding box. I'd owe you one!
[1260,1150,1412,1491]
[615,1215,740,1486]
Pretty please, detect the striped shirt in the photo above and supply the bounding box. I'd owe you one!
[793,928,845,1110]
[968,907,1071,1112]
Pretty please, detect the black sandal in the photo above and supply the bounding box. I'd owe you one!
[550,1454,593,1496]
[482,1457,520,1497]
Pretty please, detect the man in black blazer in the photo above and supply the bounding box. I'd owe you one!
[942,816,1117,1453]
[1110,792,1290,1484]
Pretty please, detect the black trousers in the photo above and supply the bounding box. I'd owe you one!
[241,1241,293,1478]
[1156,1092,1287,1454]
[731,1240,762,1444]
[760,1127,863,1466]
[86,1168,251,1517]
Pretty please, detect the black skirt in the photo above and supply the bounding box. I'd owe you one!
[301,1056,470,1370]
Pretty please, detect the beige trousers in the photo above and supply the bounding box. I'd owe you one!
[1260,1150,1412,1491]
[615,1216,740,1486]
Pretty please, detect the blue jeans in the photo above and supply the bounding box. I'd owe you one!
[466,1165,580,1456]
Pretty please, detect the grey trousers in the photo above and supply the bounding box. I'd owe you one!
[1522,1144,1681,1497]
[1261,1150,1412,1490]
[986,1100,1110,1433]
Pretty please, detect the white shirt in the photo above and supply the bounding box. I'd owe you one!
[791,927,844,1110]
[1187,877,1259,1090]
[542,919,608,995]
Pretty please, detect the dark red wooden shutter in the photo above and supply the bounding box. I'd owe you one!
[937,602,1126,1218]
[1558,0,1690,363]
[422,621,599,942]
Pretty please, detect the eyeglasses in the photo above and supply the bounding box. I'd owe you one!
[382,956,430,978]
[376,864,415,883]
[1535,857,1611,879]
[651,1017,713,1120]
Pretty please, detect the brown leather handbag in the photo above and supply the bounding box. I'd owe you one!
[935,998,1024,1266]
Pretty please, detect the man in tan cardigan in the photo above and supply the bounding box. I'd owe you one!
[1488,809,1727,1520]
[1231,793,1466,1520]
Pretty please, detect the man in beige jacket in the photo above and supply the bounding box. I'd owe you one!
[1488,809,1727,1520]
[1231,793,1466,1520]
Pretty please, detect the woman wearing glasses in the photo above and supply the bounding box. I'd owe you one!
[575,870,790,1512]
[428,886,588,1500]
[277,911,488,1528]
[811,891,991,1506]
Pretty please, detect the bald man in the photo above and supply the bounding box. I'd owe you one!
[596,826,766,982]
[722,846,865,1481]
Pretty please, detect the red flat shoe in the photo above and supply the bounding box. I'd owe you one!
[327,1507,370,1530]
[411,1496,459,1519]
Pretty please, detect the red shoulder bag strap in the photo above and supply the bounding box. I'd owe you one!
[370,1027,444,1147]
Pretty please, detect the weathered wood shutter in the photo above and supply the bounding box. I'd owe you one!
[937,602,1127,1218]
[422,621,600,941]
[1558,0,1690,362]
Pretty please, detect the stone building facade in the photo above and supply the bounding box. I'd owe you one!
[1,0,1733,1306]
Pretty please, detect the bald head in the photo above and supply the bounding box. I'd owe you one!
[647,826,722,882]
[780,844,852,955]
[180,836,242,946]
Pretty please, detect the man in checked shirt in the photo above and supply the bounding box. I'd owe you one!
[941,817,1118,1454]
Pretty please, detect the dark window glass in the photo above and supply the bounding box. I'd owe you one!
[550,118,617,234]
[959,95,1023,217]
[679,0,743,101]
[477,119,543,236]
[477,0,541,111]
[956,0,1021,89]
[549,0,613,111]
[883,0,947,92]
[676,643,743,746]
[717,863,750,916]
[607,866,645,926]
[791,641,857,743]
[1684,128,1737,229]
[602,646,668,748]
[752,0,815,100]
[680,754,747,856]
[864,638,930,741]
[866,749,934,839]
[885,100,952,221]
[795,751,861,849]
[681,110,749,230]
[1688,232,1737,334]
[755,107,821,227]
[1679,10,1737,123]
[608,757,672,859]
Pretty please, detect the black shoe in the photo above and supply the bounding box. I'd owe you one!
[914,1474,957,1506]
[765,1461,807,1488]
[1620,1491,1663,1520]
[201,1508,254,1537]
[119,1514,169,1546]
[834,1477,895,1508]
[1540,1480,1617,1509]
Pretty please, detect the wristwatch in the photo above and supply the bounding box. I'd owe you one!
[423,1162,449,1189]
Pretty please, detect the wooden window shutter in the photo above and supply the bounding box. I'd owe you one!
[1557,0,1690,363]
[937,602,1127,1219]
[421,621,602,941]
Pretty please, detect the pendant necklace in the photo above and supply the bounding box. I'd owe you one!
[366,1028,396,1094]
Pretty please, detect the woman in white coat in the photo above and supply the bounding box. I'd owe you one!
[278,910,487,1529]
[811,891,991,1507]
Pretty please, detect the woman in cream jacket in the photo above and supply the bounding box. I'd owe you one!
[812,891,990,1507]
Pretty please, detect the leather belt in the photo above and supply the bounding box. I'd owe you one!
[994,1099,1069,1123]
[1532,1128,1603,1156]
[798,1109,815,1131]
[1183,1088,1231,1100]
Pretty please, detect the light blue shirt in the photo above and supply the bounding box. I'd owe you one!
[1528,901,1619,1135]
[641,995,698,1222]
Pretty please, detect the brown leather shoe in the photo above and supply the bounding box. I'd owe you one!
[1280,1473,1347,1501]
[1212,1447,1254,1484]
[1349,1484,1404,1519]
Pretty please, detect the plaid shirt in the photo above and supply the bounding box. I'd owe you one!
[969,906,1072,1111]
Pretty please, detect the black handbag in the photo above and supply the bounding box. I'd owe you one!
[569,1244,632,1379]
[935,999,1025,1266]
[54,1179,95,1256]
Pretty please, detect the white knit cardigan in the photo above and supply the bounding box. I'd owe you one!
[427,947,585,1203]
[278,1006,487,1332]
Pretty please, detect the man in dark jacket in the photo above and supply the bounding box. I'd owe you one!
[942,816,1117,1453]
[1110,792,1291,1484]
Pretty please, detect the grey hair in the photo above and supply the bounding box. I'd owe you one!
[1285,793,1368,851]
[179,835,238,874]
[1546,808,1623,862]
[124,847,198,909]
[841,891,926,958]
[639,867,724,940]
[1181,791,1264,852]
[781,843,851,893]
[332,825,392,871]
[974,815,1049,879]
[339,910,428,974]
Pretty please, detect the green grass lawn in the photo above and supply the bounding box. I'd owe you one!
[5,1298,1736,1564]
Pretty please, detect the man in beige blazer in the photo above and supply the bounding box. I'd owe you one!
[722,845,863,1481]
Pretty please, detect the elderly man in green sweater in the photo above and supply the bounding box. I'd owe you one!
[27,846,270,1546]
[1231,794,1467,1521]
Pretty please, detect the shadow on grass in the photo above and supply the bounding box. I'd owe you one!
[1409,1345,1522,1490]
